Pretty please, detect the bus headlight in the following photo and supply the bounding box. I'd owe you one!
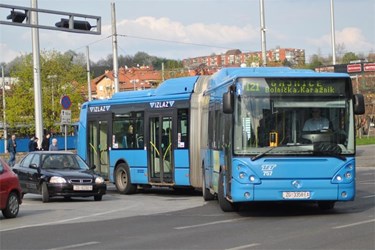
[239,172,246,179]
[345,172,352,179]
[332,163,355,184]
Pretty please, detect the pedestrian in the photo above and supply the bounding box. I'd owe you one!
[28,136,35,152]
[33,137,40,151]
[6,134,17,167]
[42,133,51,151]
[49,138,59,151]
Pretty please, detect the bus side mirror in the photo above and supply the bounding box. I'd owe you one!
[223,91,234,114]
[353,94,365,115]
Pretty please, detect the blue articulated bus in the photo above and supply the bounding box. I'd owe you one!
[200,67,365,211]
[77,76,210,193]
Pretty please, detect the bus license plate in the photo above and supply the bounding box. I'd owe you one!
[282,191,310,199]
[73,185,93,191]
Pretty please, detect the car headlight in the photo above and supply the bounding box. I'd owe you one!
[95,176,105,184]
[49,176,66,184]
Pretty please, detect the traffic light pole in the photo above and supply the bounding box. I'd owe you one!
[0,1,101,147]
[31,0,43,148]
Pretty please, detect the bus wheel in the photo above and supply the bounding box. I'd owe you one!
[218,171,235,212]
[115,163,137,194]
[318,201,335,210]
[202,167,214,201]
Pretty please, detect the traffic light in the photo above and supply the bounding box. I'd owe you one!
[7,10,27,23]
[55,18,92,31]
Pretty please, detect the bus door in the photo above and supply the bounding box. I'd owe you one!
[148,111,175,184]
[87,114,112,179]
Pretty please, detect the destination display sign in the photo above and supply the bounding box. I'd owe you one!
[239,78,346,96]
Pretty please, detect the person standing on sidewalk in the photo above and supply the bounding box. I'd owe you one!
[6,134,17,167]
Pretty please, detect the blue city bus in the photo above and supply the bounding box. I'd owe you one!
[77,76,210,193]
[200,67,365,211]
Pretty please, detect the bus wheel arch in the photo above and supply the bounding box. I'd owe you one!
[114,162,137,194]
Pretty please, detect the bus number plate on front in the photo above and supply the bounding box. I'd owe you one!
[73,185,93,191]
[282,191,310,199]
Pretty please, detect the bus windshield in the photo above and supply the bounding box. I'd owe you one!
[233,77,355,156]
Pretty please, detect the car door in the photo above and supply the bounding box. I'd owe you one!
[14,154,34,193]
[28,154,41,193]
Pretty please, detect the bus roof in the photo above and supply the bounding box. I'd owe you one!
[210,67,350,86]
[86,76,199,106]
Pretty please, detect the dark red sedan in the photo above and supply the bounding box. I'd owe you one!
[0,157,22,218]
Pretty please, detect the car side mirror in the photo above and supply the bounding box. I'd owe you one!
[90,164,97,170]
[29,163,38,170]
[29,163,41,173]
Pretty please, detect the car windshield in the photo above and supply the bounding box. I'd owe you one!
[41,154,89,170]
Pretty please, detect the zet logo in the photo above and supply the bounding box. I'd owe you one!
[261,164,277,176]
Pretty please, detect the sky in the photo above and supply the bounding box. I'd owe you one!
[1,0,374,64]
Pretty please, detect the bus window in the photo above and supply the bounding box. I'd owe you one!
[177,109,189,148]
[112,112,144,149]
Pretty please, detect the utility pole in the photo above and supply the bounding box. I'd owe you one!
[111,2,119,93]
[31,0,43,147]
[330,0,337,65]
[259,0,267,66]
[86,46,92,101]
[1,66,7,151]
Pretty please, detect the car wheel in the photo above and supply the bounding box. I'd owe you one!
[2,192,20,218]
[42,182,50,203]
[218,171,236,212]
[94,195,102,201]
[115,163,137,194]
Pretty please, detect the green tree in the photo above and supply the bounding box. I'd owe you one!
[341,52,359,64]
[6,51,87,135]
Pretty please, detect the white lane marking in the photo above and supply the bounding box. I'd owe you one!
[226,243,261,250]
[48,241,99,250]
[361,194,375,198]
[174,218,245,230]
[332,219,375,229]
[358,182,375,185]
[0,206,136,232]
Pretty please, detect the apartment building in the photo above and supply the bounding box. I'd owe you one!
[182,48,305,68]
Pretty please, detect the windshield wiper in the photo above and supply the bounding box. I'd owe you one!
[311,150,346,161]
[313,142,346,161]
[251,147,278,161]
